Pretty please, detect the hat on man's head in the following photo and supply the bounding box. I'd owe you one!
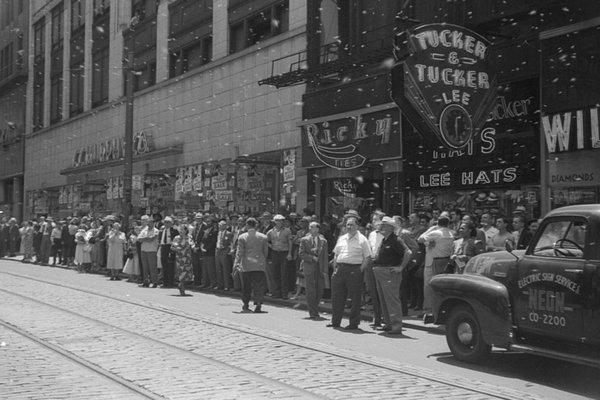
[104,215,116,222]
[141,215,150,221]
[261,211,272,219]
[380,216,397,229]
[513,205,527,214]
[344,210,360,219]
[164,216,174,223]
[273,214,285,221]
[194,212,203,219]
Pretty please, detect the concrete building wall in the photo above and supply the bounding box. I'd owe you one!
[25,0,307,197]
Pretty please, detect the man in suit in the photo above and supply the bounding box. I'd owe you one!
[192,213,206,286]
[201,215,218,289]
[298,222,329,319]
[215,219,234,290]
[512,214,532,250]
[158,216,179,288]
[233,217,269,313]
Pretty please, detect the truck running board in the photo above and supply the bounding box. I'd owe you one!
[509,344,600,369]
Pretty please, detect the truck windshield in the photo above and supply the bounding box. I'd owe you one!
[532,220,587,259]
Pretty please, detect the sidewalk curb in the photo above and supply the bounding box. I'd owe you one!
[1,257,445,335]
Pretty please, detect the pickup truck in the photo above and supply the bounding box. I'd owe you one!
[426,205,600,368]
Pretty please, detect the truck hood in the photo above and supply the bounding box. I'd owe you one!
[463,250,526,280]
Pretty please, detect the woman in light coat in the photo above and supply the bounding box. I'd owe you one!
[106,222,127,280]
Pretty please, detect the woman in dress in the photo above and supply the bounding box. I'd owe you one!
[171,224,194,296]
[21,221,35,262]
[89,219,104,272]
[123,225,141,281]
[106,222,127,280]
[74,223,92,272]
[66,218,78,266]
[19,221,27,257]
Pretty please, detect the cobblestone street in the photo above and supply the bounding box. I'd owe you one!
[0,261,597,399]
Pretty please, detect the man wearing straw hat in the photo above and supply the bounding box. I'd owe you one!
[372,216,413,334]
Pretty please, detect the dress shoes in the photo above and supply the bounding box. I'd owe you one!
[242,305,251,313]
[326,323,340,328]
[344,325,359,330]
[253,304,262,313]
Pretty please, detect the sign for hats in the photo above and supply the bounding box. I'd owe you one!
[392,24,498,149]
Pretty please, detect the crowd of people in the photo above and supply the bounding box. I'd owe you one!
[0,208,541,332]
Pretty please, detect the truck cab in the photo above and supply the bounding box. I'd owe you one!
[428,205,600,367]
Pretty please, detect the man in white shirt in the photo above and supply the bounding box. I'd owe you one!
[366,214,384,327]
[418,216,455,313]
[328,217,372,330]
[479,213,499,249]
[138,216,160,288]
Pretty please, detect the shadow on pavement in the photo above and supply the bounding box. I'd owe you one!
[433,351,600,399]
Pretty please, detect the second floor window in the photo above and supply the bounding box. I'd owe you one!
[229,0,289,54]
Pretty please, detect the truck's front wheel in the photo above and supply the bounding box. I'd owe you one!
[446,304,491,363]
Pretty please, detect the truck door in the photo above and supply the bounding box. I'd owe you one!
[513,217,588,342]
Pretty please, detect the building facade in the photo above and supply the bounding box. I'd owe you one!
[0,0,28,220]
[260,0,600,221]
[24,0,306,219]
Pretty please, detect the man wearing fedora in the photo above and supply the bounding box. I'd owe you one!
[372,217,413,334]
[191,213,206,286]
[266,214,293,299]
[200,215,219,289]
[298,222,328,319]
[158,216,179,288]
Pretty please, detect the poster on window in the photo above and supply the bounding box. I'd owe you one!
[192,165,203,191]
[283,149,295,182]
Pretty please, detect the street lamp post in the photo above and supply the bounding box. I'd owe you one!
[122,49,134,231]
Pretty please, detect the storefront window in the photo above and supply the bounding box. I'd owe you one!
[551,187,598,210]
[320,177,382,223]
[410,186,541,222]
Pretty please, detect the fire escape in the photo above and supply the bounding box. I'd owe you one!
[258,24,396,88]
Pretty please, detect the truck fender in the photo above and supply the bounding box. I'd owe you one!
[430,274,513,348]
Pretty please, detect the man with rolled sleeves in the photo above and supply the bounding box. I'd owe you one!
[372,217,413,334]
[266,214,293,299]
[328,217,372,330]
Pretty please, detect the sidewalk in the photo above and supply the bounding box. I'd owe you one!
[1,256,444,334]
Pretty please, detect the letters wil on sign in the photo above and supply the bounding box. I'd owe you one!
[399,24,498,149]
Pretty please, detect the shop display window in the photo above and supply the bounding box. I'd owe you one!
[551,187,599,210]
[410,187,541,222]
[320,177,382,223]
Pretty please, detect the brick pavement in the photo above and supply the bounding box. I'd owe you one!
[0,324,143,400]
[0,273,543,400]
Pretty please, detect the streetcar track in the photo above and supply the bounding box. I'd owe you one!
[0,318,161,400]
[0,286,325,400]
[0,269,527,400]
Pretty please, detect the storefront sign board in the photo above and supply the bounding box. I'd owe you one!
[301,108,401,170]
[549,151,600,187]
[393,23,498,149]
[72,131,152,168]
[403,79,539,189]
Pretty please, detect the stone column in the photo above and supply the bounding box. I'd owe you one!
[83,1,93,111]
[108,0,129,100]
[212,0,229,60]
[62,1,71,120]
[155,0,169,83]
[43,11,51,127]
